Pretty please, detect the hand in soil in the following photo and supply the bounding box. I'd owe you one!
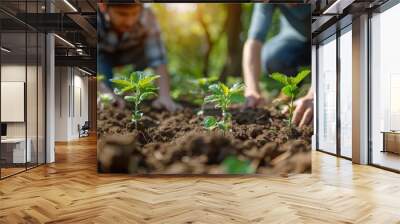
[292,96,313,128]
[152,96,183,112]
[243,91,267,109]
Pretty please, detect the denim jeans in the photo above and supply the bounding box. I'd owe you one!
[261,33,310,76]
[248,4,311,76]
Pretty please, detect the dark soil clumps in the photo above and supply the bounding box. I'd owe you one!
[97,103,313,175]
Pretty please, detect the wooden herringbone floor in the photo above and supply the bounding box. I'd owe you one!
[1,136,400,224]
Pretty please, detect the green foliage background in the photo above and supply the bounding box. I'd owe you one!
[150,4,310,101]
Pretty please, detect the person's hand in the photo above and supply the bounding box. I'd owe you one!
[152,96,182,112]
[244,90,266,108]
[292,96,313,127]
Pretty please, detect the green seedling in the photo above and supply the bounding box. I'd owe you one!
[270,69,311,127]
[192,77,218,96]
[203,82,245,132]
[111,70,159,128]
[99,93,113,108]
[222,155,254,174]
[191,77,218,114]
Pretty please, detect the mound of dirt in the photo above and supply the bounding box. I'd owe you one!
[97,102,313,175]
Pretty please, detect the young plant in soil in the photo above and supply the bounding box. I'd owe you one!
[111,71,159,128]
[191,77,217,114]
[270,69,310,127]
[203,82,245,132]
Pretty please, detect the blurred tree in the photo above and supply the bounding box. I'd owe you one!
[196,4,226,77]
[220,4,243,82]
[150,3,287,101]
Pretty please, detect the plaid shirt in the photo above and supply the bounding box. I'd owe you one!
[98,7,167,70]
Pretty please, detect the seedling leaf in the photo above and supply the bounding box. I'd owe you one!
[111,67,159,128]
[203,82,244,132]
[220,83,230,96]
[208,84,224,95]
[270,69,310,127]
[139,92,157,102]
[124,95,136,102]
[229,92,245,104]
[270,72,289,85]
[290,69,310,85]
[282,85,298,98]
[204,116,218,130]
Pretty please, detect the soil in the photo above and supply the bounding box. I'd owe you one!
[97,101,313,175]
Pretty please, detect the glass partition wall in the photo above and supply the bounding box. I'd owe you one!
[0,1,46,179]
[370,3,400,171]
[316,24,353,159]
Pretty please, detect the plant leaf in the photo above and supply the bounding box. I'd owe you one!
[138,74,160,88]
[111,79,131,87]
[204,95,219,103]
[203,116,217,130]
[229,92,245,104]
[139,92,157,102]
[209,83,225,95]
[270,72,289,85]
[121,85,135,93]
[220,83,230,96]
[229,82,245,93]
[217,120,229,131]
[130,71,139,83]
[124,95,136,102]
[290,69,310,85]
[282,85,298,97]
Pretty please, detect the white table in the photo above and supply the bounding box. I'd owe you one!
[1,138,32,163]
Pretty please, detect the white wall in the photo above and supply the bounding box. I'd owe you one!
[54,67,89,141]
[1,64,46,164]
[1,65,35,138]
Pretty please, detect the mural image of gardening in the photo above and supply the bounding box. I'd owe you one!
[97,3,313,174]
